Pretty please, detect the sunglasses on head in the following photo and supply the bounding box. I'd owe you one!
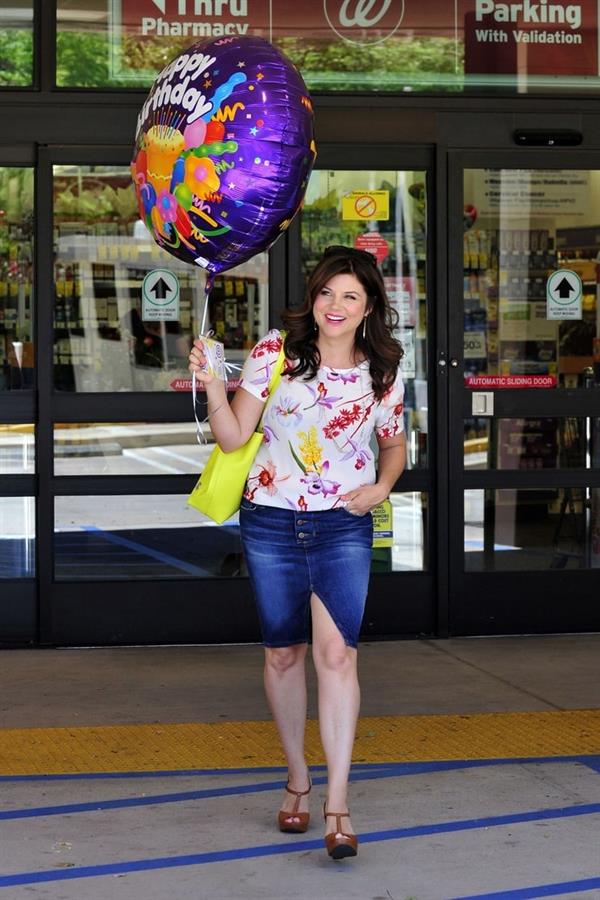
[323,245,378,267]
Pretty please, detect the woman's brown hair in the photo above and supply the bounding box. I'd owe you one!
[281,246,403,401]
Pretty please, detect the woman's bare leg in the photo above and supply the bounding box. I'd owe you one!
[263,644,311,815]
[310,593,359,836]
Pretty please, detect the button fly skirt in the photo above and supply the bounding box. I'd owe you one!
[239,499,373,648]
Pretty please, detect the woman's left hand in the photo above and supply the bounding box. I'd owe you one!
[340,485,387,516]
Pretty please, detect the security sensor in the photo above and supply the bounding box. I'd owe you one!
[513,130,583,147]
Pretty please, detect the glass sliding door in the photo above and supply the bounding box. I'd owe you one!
[449,157,600,635]
[0,167,34,392]
[299,155,434,638]
[52,165,268,393]
[0,161,36,643]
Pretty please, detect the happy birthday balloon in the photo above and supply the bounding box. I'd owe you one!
[131,35,316,276]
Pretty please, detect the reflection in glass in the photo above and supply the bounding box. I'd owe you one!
[464,417,599,470]
[300,170,428,469]
[0,496,35,577]
[53,423,201,476]
[465,487,600,571]
[0,425,34,474]
[52,165,268,392]
[55,495,243,580]
[54,491,427,580]
[0,168,34,391]
[0,3,33,86]
[463,169,600,391]
[388,492,426,572]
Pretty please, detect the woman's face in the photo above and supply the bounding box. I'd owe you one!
[312,273,369,343]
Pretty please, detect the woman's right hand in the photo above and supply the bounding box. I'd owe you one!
[188,337,215,386]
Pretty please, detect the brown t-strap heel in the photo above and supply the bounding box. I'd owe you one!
[323,804,358,859]
[278,779,311,833]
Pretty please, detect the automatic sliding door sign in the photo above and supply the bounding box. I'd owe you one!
[142,268,180,322]
[546,269,582,321]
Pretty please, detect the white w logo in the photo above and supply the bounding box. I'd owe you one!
[323,0,404,45]
[338,0,393,27]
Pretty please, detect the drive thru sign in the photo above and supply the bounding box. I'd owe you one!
[110,0,270,79]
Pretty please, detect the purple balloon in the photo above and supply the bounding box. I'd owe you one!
[132,35,316,276]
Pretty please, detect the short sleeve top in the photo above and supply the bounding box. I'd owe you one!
[238,329,404,512]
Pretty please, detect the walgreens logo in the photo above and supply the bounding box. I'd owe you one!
[323,0,405,43]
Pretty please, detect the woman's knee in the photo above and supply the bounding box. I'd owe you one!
[313,638,356,675]
[264,644,306,675]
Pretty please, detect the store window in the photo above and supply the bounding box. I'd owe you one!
[462,169,600,413]
[56,2,600,94]
[465,487,600,571]
[54,490,426,580]
[52,165,267,392]
[464,417,600,470]
[53,422,200,475]
[0,2,33,87]
[54,494,243,580]
[388,491,427,572]
[0,424,34,474]
[0,496,35,577]
[300,169,428,470]
[0,168,34,391]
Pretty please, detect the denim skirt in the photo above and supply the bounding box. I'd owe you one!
[239,499,373,648]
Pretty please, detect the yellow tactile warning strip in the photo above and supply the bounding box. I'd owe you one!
[1,710,599,776]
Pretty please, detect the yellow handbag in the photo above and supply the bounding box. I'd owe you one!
[187,344,286,524]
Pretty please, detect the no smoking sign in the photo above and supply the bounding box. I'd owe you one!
[342,190,389,221]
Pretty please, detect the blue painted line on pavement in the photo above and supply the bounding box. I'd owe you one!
[1,803,599,888]
[6,758,598,821]
[450,875,600,899]
[1,754,598,783]
[0,765,295,782]
[81,526,207,577]
[0,769,412,820]
[0,755,600,784]
[0,777,321,820]
[3,758,598,821]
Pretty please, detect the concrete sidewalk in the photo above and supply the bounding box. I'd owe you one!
[0,635,599,899]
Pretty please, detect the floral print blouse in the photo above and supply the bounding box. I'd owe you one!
[238,329,405,511]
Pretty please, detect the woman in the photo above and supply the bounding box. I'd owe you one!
[189,246,406,859]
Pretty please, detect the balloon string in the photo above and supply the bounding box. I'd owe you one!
[192,276,214,445]
[192,274,240,447]
[200,275,213,336]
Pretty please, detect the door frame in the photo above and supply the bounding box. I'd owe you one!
[32,143,442,645]
[36,144,292,646]
[447,149,600,635]
[294,144,441,639]
[0,145,37,642]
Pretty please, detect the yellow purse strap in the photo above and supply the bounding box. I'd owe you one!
[257,333,286,434]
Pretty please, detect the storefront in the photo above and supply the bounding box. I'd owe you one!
[1,2,599,645]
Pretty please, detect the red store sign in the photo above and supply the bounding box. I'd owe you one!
[116,1,456,41]
[462,0,598,77]
[354,232,390,263]
[465,374,557,388]
[113,0,457,77]
[113,2,600,93]
[170,377,241,391]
